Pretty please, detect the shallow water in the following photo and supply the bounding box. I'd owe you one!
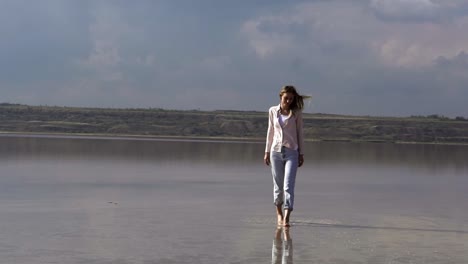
[0,135,467,263]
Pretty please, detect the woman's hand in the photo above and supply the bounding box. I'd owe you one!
[264,152,270,166]
[298,154,304,167]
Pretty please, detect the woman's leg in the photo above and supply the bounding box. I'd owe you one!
[283,148,298,226]
[270,151,285,225]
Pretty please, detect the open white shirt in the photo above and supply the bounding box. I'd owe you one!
[265,104,304,155]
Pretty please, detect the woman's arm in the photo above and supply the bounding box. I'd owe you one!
[264,108,274,166]
[296,110,305,167]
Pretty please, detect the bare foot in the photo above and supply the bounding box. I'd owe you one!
[275,205,284,226]
[283,209,291,227]
[277,214,284,226]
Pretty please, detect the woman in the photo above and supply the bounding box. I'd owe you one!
[264,85,307,227]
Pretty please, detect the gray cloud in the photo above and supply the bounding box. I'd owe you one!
[239,0,468,116]
[370,0,440,22]
[0,0,467,117]
[0,1,90,83]
[370,0,468,23]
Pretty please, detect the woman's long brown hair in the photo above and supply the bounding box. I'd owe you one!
[279,85,310,112]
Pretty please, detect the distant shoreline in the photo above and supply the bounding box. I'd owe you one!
[0,131,265,144]
[1,103,468,145]
[1,131,467,146]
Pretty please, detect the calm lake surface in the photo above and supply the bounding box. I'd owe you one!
[0,135,467,263]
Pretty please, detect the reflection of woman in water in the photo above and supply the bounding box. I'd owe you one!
[264,85,307,227]
[272,227,293,264]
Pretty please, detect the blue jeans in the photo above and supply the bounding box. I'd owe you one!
[270,147,298,211]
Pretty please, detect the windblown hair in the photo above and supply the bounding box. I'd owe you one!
[279,85,311,112]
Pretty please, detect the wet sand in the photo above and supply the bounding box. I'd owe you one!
[1,201,466,263]
[0,136,467,263]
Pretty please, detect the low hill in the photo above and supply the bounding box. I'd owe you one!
[1,103,468,144]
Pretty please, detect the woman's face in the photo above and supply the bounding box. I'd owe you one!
[280,92,295,110]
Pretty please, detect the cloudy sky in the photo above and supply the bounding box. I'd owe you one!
[1,0,468,117]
